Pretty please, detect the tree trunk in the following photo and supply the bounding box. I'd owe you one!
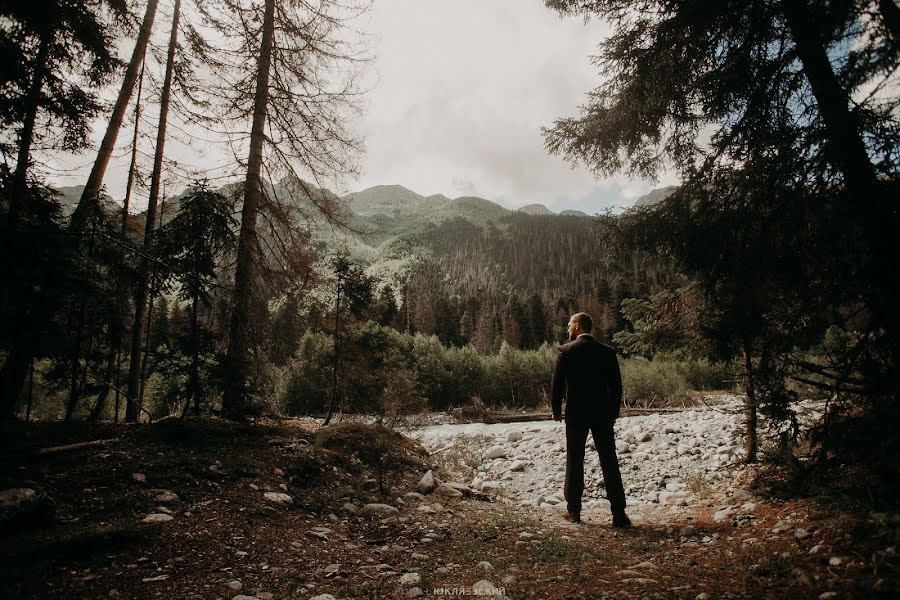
[324,281,342,426]
[89,350,117,421]
[92,61,145,422]
[8,28,50,230]
[70,0,159,231]
[125,0,181,422]
[783,0,899,357]
[221,0,277,420]
[782,0,880,196]
[190,291,201,415]
[742,341,758,464]
[121,60,146,232]
[25,360,34,422]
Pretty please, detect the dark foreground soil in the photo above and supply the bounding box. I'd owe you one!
[0,418,896,599]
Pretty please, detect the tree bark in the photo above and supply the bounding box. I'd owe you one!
[324,280,342,426]
[70,0,159,231]
[121,60,145,232]
[221,0,277,420]
[8,28,50,230]
[742,341,758,464]
[125,0,181,421]
[189,291,201,415]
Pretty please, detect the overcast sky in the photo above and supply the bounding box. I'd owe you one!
[47,0,677,214]
[354,0,677,213]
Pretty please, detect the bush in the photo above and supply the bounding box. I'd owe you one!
[669,357,734,391]
[620,357,688,407]
[280,330,333,414]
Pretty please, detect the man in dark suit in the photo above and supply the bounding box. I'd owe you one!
[551,312,630,527]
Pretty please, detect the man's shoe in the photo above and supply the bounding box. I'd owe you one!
[563,511,581,524]
[612,512,631,528]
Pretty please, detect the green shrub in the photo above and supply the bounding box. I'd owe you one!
[619,357,688,407]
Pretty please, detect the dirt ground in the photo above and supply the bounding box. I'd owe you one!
[0,418,896,599]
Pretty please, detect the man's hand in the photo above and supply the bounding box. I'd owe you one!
[552,414,563,422]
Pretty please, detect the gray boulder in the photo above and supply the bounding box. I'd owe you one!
[416,471,436,495]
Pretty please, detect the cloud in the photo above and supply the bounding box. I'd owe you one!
[350,0,671,212]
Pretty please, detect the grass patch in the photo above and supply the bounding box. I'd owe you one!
[532,536,598,564]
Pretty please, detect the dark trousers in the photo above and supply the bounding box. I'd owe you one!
[564,420,626,515]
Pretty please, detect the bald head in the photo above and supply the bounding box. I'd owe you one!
[567,312,593,340]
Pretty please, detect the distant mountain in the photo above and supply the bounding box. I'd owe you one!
[632,185,679,208]
[55,185,120,218]
[342,184,450,216]
[517,203,553,216]
[559,209,590,217]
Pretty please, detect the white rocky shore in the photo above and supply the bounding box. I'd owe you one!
[407,396,825,522]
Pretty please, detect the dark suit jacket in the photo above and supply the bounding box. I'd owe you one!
[551,334,623,424]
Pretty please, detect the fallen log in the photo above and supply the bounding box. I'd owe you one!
[37,437,120,456]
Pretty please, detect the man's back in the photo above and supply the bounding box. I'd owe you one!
[551,334,623,424]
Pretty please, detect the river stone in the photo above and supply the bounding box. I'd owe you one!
[433,485,463,498]
[484,446,506,460]
[142,513,174,523]
[362,503,400,517]
[263,492,293,505]
[416,471,436,495]
[443,482,473,496]
[155,490,180,503]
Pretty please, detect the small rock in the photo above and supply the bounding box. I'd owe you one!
[772,520,791,534]
[501,575,516,584]
[794,528,810,540]
[476,560,494,571]
[818,593,838,600]
[342,502,359,515]
[432,485,463,498]
[509,460,527,472]
[232,596,257,600]
[155,490,180,503]
[362,503,400,517]
[809,544,825,554]
[256,593,274,600]
[712,508,733,523]
[400,572,422,585]
[411,553,428,561]
[263,492,292,506]
[416,470,436,495]
[679,525,698,538]
[132,473,146,483]
[484,446,506,460]
[407,588,424,598]
[405,492,426,501]
[323,563,340,574]
[828,556,842,566]
[226,580,243,591]
[141,513,174,523]
[696,594,711,600]
[507,431,523,442]
[442,482,473,496]
[309,595,337,600]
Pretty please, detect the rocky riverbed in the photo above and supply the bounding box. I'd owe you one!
[408,396,826,523]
